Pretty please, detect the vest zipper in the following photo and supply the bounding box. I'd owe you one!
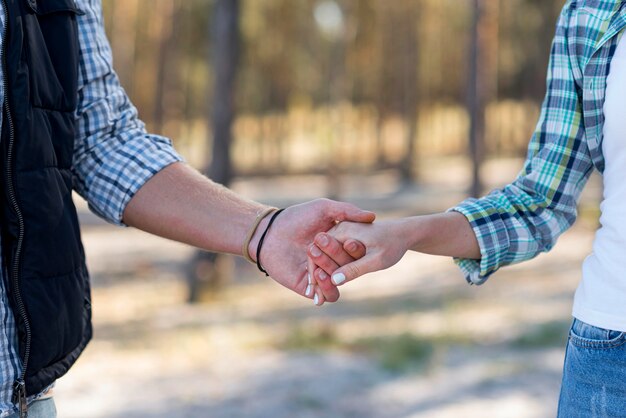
[1,1,30,417]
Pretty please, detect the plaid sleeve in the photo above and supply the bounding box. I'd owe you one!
[451,5,594,285]
[71,0,184,226]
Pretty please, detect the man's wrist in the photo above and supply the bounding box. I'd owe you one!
[247,211,275,263]
[243,207,276,263]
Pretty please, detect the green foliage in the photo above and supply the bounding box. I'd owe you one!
[351,333,434,373]
[279,323,434,373]
[510,321,570,349]
[281,323,341,351]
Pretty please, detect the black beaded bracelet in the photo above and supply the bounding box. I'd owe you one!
[255,208,285,276]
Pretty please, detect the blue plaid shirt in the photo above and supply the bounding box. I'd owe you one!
[453,0,626,284]
[0,0,183,415]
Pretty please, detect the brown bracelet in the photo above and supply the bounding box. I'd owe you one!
[241,207,276,264]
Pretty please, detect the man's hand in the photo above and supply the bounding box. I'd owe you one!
[249,199,374,305]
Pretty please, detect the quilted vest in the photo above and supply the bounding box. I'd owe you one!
[1,0,92,407]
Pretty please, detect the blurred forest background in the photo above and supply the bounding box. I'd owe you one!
[101,0,568,299]
[102,0,563,194]
[58,1,606,417]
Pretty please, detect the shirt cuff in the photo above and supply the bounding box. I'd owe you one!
[84,134,184,226]
[448,197,511,285]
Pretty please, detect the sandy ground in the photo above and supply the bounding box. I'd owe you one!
[53,158,602,418]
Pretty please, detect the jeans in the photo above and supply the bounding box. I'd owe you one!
[557,319,626,418]
[6,398,56,418]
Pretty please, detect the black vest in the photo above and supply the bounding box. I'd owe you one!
[1,0,91,402]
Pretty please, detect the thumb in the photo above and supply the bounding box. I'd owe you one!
[325,201,376,224]
[330,255,376,286]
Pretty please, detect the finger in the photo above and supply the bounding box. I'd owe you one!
[313,285,325,306]
[305,258,318,299]
[330,256,376,286]
[308,243,340,276]
[314,233,356,267]
[323,200,376,224]
[342,239,366,260]
[315,268,340,303]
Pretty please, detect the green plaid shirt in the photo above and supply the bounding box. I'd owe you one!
[453,0,626,285]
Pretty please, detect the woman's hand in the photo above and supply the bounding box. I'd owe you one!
[308,219,413,286]
[308,212,482,287]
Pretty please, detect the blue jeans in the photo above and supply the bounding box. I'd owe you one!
[6,398,56,418]
[557,319,626,417]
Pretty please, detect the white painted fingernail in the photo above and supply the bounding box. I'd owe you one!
[314,294,319,305]
[305,284,312,297]
[332,273,346,285]
[308,272,312,285]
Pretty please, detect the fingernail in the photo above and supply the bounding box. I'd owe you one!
[318,234,329,247]
[348,242,358,252]
[314,294,319,305]
[332,273,346,285]
[318,270,328,281]
[308,272,312,285]
[306,284,312,296]
[310,246,322,257]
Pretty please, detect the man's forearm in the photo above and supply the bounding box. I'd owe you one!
[122,162,267,256]
[122,162,376,304]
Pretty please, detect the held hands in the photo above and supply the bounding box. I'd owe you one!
[307,219,413,289]
[252,205,475,304]
[249,201,414,305]
[249,199,374,305]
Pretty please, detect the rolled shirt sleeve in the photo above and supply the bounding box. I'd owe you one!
[71,0,183,226]
[450,6,594,285]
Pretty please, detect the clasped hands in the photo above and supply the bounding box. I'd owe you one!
[305,216,411,305]
[254,199,411,306]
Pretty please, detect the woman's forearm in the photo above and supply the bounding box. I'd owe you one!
[403,211,481,260]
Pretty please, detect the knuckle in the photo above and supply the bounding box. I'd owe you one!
[346,264,361,279]
[327,242,341,257]
[317,198,331,207]
[326,294,339,303]
[372,253,386,270]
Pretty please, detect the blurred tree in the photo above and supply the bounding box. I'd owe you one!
[467,0,499,198]
[153,0,182,134]
[398,3,419,185]
[187,0,240,302]
[208,0,240,186]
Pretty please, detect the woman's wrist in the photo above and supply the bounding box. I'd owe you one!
[404,212,481,259]
[396,216,427,253]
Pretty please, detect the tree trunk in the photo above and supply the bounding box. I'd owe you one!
[467,0,498,198]
[153,0,179,135]
[399,4,419,185]
[208,0,240,186]
[187,0,240,303]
